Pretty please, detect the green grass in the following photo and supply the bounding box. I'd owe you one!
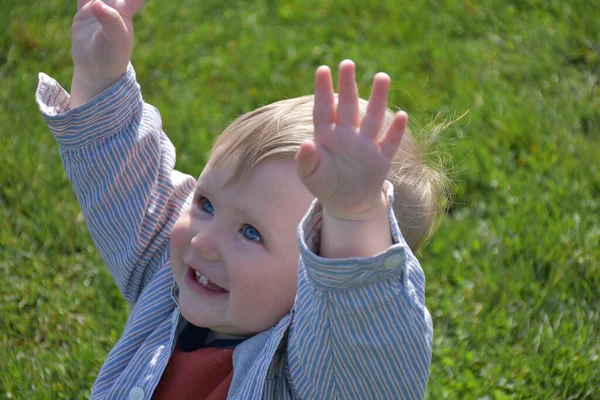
[1,0,599,398]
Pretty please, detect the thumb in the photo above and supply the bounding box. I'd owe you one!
[91,1,130,43]
[295,139,321,180]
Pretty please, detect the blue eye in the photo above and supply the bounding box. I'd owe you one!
[241,225,261,242]
[199,197,215,215]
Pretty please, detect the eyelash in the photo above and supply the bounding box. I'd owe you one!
[196,196,262,243]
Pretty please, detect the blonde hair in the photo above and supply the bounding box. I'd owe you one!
[209,95,449,252]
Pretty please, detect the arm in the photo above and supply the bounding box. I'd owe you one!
[37,66,196,307]
[289,194,432,399]
[290,61,432,398]
[35,0,197,306]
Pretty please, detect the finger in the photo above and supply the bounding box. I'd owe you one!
[360,72,391,140]
[313,66,335,134]
[336,59,360,127]
[295,139,321,180]
[379,111,408,160]
[92,1,130,42]
[77,0,93,11]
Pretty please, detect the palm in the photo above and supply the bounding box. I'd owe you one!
[72,0,144,81]
[296,61,407,219]
[313,125,389,207]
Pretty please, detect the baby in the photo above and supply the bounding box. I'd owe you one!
[35,0,447,398]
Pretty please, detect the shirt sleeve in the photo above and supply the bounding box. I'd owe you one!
[35,65,197,307]
[287,182,433,400]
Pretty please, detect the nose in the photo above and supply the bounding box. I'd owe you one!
[190,228,221,262]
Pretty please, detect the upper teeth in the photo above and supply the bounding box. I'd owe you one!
[195,270,209,286]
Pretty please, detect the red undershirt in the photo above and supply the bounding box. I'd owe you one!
[153,324,242,400]
[153,345,234,400]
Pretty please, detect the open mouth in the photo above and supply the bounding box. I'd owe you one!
[186,267,229,295]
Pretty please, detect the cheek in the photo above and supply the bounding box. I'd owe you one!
[170,214,190,254]
[267,262,299,319]
[228,254,298,329]
[260,257,299,306]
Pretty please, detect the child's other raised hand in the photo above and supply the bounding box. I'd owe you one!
[70,0,145,106]
[296,60,407,221]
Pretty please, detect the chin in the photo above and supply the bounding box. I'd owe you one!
[178,304,202,326]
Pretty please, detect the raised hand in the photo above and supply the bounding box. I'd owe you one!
[296,60,407,222]
[70,0,145,107]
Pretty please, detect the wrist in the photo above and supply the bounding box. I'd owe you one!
[70,68,126,109]
[323,190,388,223]
[320,191,392,259]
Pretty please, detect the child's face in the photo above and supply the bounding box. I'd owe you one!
[170,156,314,336]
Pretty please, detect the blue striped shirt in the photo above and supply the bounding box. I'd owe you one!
[35,65,433,399]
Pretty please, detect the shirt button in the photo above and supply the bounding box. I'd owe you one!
[383,254,403,270]
[129,387,145,400]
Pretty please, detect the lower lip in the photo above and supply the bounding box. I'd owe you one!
[185,267,229,298]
